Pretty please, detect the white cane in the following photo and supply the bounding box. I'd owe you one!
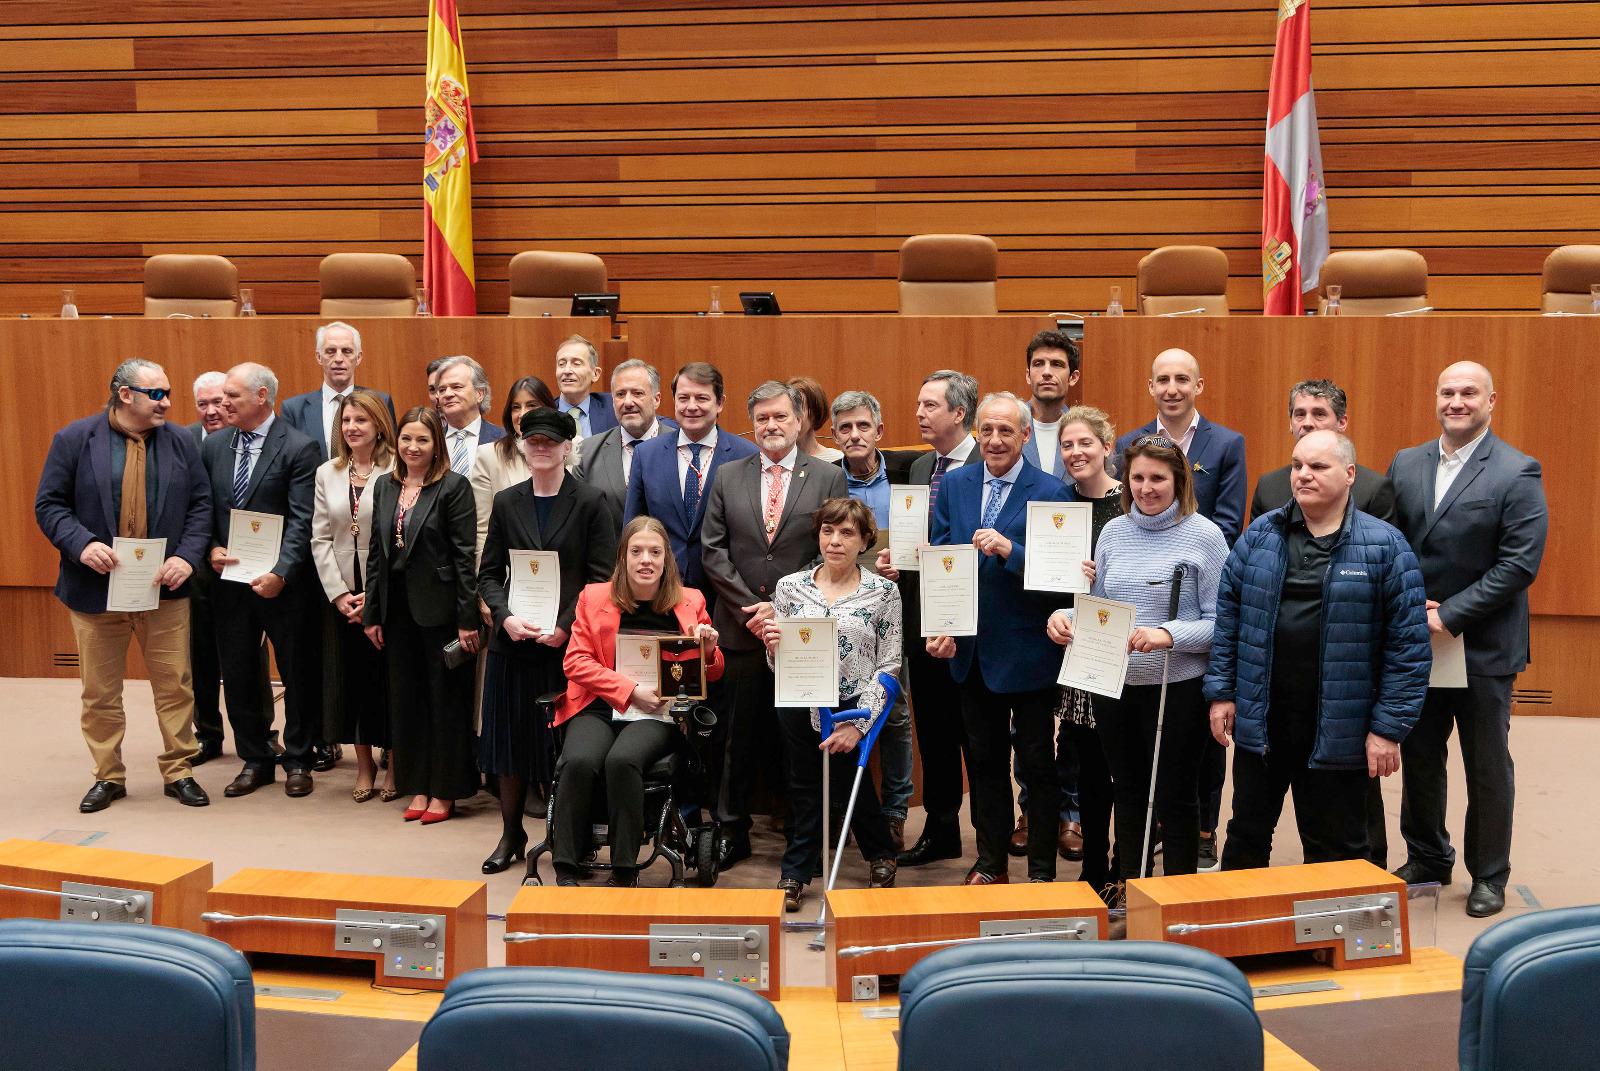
[1139,563,1187,880]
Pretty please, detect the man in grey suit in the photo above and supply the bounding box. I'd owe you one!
[1388,361,1547,918]
[701,380,849,867]
[279,322,396,461]
[575,358,675,531]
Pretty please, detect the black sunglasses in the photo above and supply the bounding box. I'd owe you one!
[121,385,172,402]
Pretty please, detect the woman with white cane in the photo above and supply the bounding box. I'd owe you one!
[1047,435,1227,904]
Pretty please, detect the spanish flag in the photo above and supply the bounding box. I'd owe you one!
[423,0,478,316]
[1261,0,1329,315]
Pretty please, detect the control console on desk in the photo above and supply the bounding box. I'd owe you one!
[504,886,784,998]
[0,838,211,930]
[828,883,1109,1002]
[1127,860,1409,970]
[202,867,487,991]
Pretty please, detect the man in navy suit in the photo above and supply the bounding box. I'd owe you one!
[435,355,504,476]
[35,359,213,812]
[928,392,1074,884]
[553,333,618,439]
[279,322,396,461]
[623,362,757,602]
[1115,347,1247,868]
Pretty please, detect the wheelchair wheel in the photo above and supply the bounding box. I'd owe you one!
[694,830,719,887]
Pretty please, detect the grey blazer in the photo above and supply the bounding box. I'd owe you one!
[700,452,850,651]
[1387,429,1548,676]
[577,421,675,530]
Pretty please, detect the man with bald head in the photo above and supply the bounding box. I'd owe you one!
[1205,430,1429,870]
[1387,362,1547,917]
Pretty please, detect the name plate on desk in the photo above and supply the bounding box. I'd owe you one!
[0,838,211,931]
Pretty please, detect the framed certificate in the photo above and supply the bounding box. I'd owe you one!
[106,537,165,613]
[918,544,978,636]
[507,550,560,633]
[773,617,840,707]
[888,485,930,570]
[221,509,283,584]
[1056,595,1136,699]
[1023,501,1093,593]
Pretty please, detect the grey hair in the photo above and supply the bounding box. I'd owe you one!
[191,370,227,400]
[315,321,362,356]
[558,333,600,370]
[977,391,1030,430]
[109,358,164,408]
[610,358,660,393]
[922,370,978,431]
[229,362,279,406]
[435,355,492,413]
[746,379,801,418]
[830,389,882,426]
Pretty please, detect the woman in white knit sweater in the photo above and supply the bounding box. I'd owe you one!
[1047,434,1228,884]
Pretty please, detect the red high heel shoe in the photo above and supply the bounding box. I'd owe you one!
[419,802,454,825]
[403,804,428,821]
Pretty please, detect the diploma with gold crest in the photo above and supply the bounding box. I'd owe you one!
[1056,595,1136,699]
[918,544,978,636]
[106,537,166,612]
[1023,501,1093,593]
[773,617,840,707]
[507,550,559,633]
[615,633,661,692]
[221,509,283,584]
[888,484,930,570]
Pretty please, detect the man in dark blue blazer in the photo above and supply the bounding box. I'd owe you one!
[279,322,396,461]
[928,392,1073,884]
[554,333,618,439]
[35,359,213,812]
[1115,346,1247,868]
[623,362,756,600]
[201,362,323,800]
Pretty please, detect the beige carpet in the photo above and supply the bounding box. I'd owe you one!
[5,677,1597,985]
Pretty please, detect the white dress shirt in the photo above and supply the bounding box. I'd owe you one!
[445,416,483,472]
[621,420,660,486]
[1155,409,1202,456]
[235,412,275,484]
[676,426,719,495]
[759,446,798,532]
[1434,426,1490,507]
[980,456,1025,520]
[937,435,977,467]
[320,382,351,451]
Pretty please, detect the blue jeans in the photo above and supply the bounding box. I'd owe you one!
[876,663,913,820]
[1014,715,1081,823]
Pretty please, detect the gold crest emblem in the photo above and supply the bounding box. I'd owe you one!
[250,520,261,534]
[941,555,954,573]
[529,559,540,576]
[639,645,651,660]
[799,627,812,645]
[1052,513,1065,530]
[1097,609,1110,626]
[670,663,684,682]
[133,547,145,561]
[904,495,913,510]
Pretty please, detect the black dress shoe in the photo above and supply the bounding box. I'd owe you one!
[606,869,639,888]
[284,770,314,797]
[716,834,752,870]
[897,825,963,868]
[224,765,274,798]
[1393,861,1453,886]
[190,741,223,767]
[1466,881,1506,918]
[869,858,897,889]
[311,743,343,772]
[267,731,285,759]
[163,777,210,807]
[482,834,529,875]
[79,780,126,813]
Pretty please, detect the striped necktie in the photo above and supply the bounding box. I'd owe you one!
[232,430,257,507]
[928,454,951,510]
[450,429,471,475]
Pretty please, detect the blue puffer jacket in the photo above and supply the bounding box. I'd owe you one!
[1202,504,1430,770]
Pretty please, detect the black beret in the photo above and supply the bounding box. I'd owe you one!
[519,407,577,442]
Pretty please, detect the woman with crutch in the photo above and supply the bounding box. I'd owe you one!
[1046,435,1228,901]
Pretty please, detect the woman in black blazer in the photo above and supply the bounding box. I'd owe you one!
[364,405,481,825]
[476,407,617,872]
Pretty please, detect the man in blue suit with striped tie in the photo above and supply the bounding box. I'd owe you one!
[434,355,504,477]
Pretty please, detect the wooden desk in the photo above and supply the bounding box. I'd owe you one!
[0,837,210,930]
[204,867,487,991]
[1127,860,1409,970]
[827,882,1109,1001]
[504,885,786,999]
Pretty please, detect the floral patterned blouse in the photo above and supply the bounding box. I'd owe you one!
[769,565,902,733]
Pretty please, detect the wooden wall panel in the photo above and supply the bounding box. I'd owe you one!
[0,1,1594,316]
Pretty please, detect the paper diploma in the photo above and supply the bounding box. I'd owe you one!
[773,617,840,707]
[615,633,662,692]
[221,509,283,584]
[106,537,166,613]
[507,550,560,633]
[1023,501,1093,593]
[1429,630,1468,688]
[888,485,930,570]
[1057,595,1136,699]
[918,544,978,637]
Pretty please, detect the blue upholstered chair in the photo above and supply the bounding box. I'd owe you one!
[1460,905,1600,1071]
[0,918,255,1070]
[898,940,1262,1071]
[419,966,790,1071]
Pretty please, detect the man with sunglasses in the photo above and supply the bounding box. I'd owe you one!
[36,359,214,813]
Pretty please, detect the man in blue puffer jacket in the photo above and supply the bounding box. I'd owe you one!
[1204,430,1430,870]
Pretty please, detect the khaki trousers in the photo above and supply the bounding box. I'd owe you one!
[69,598,199,784]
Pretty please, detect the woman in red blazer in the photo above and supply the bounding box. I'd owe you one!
[551,515,723,886]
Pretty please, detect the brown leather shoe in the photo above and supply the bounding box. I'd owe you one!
[963,866,1009,886]
[284,770,314,798]
[223,764,274,798]
[1058,821,1084,861]
[1007,816,1029,857]
[887,817,905,854]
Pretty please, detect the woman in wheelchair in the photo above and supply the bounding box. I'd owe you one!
[762,497,903,913]
[549,515,723,887]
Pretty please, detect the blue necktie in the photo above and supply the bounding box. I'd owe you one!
[683,443,704,520]
[981,478,1005,528]
[233,431,256,507]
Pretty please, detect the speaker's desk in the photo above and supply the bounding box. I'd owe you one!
[0,837,210,929]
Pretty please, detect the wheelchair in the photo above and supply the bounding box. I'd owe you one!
[523,691,723,888]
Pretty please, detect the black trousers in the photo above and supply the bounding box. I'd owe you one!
[1065,720,1114,889]
[905,644,971,827]
[1200,736,1226,833]
[1096,677,1208,880]
[960,669,1059,879]
[1366,775,1389,869]
[552,711,677,870]
[776,704,896,883]
[211,578,320,771]
[711,648,784,836]
[383,580,478,801]
[1401,677,1516,887]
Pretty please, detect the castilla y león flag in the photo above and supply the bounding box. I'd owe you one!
[1261,0,1329,315]
[423,0,479,316]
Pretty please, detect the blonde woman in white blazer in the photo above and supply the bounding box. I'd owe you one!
[312,389,398,802]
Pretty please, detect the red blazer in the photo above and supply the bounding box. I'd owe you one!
[557,583,725,726]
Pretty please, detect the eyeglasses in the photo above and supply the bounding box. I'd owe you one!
[122,385,172,402]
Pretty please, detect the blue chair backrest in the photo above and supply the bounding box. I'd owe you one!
[1461,905,1600,1071]
[420,966,789,1070]
[899,939,1261,1071]
[0,918,255,1070]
